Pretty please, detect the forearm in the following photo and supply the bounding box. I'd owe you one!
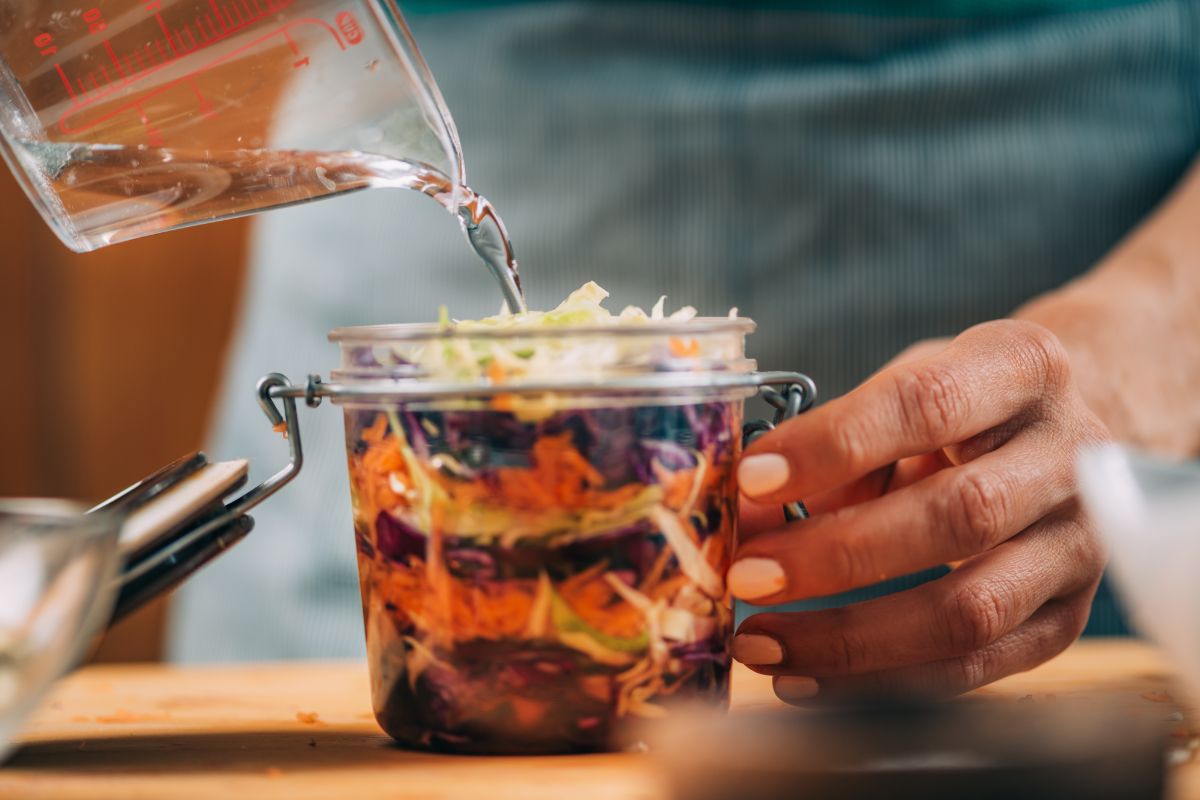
[1015,158,1200,457]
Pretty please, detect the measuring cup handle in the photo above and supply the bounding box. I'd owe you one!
[742,374,818,522]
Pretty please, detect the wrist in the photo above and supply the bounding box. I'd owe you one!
[1013,248,1200,457]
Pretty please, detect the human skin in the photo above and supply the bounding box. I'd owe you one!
[729,157,1200,703]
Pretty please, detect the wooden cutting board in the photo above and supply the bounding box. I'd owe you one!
[0,640,1195,800]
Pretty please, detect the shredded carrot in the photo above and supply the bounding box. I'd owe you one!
[361,414,389,443]
[487,360,508,385]
[347,419,410,530]
[559,574,645,639]
[669,337,701,358]
[349,409,737,647]
[376,561,538,642]
[660,466,697,510]
[428,431,645,514]
[375,556,648,643]
[651,449,727,513]
[354,412,673,523]
[559,561,610,594]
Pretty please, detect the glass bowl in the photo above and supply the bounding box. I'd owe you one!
[1077,445,1200,703]
[0,500,122,762]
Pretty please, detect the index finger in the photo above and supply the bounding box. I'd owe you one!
[740,320,1068,504]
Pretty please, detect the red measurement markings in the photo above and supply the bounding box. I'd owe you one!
[52,64,75,101]
[177,25,197,52]
[336,12,363,45]
[53,0,294,118]
[36,33,75,101]
[82,8,107,34]
[34,32,57,56]
[155,9,180,56]
[58,12,350,137]
[102,41,127,78]
[209,0,228,30]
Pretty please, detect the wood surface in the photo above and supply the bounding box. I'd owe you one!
[0,640,1194,800]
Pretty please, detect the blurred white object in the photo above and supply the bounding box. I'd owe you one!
[0,501,121,763]
[1077,444,1200,702]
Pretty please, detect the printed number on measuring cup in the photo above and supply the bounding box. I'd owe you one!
[336,12,364,45]
[34,33,57,56]
[83,8,107,34]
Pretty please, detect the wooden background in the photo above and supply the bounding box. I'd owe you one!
[0,167,250,661]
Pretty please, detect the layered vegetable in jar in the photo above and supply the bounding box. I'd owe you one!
[334,284,755,753]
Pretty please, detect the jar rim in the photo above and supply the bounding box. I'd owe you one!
[328,316,756,343]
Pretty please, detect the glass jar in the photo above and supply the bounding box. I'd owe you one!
[259,318,811,754]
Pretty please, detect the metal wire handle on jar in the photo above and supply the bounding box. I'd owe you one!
[241,369,819,536]
[742,375,818,522]
[101,369,816,628]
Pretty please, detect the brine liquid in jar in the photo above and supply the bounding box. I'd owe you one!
[344,400,739,753]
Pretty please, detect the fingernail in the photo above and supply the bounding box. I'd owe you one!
[774,676,820,703]
[732,633,784,665]
[727,558,786,600]
[739,454,790,497]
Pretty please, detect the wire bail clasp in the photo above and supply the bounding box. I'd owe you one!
[742,374,818,522]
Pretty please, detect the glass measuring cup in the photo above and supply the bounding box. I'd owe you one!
[0,0,460,242]
[0,0,527,305]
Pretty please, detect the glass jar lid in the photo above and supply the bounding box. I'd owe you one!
[326,317,761,401]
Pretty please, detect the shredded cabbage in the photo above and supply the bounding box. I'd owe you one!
[409,282,718,391]
[455,282,698,331]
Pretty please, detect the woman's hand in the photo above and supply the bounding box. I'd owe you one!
[730,319,1110,703]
